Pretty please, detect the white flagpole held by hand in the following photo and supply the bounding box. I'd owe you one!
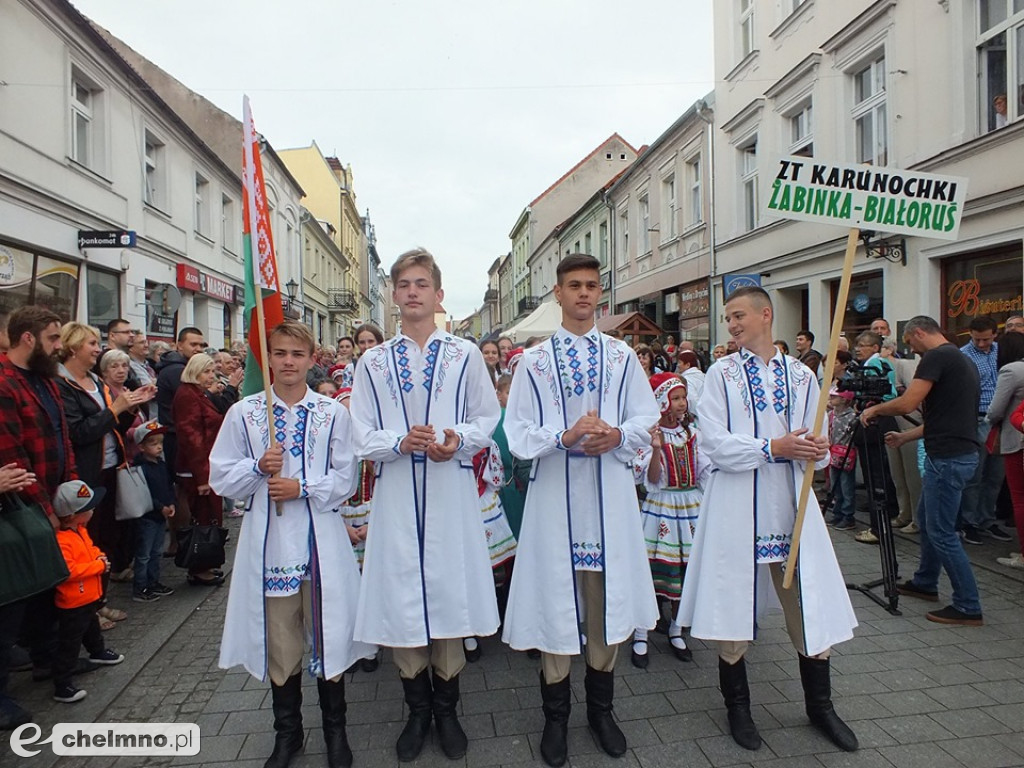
[783,226,859,589]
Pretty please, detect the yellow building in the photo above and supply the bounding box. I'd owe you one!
[278,142,364,337]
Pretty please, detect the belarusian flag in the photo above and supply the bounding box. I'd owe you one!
[241,96,284,397]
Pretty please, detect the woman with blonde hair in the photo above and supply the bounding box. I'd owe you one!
[172,353,225,586]
[57,323,155,625]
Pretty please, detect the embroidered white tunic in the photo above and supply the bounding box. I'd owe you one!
[677,349,857,656]
[210,389,371,681]
[350,329,501,647]
[502,327,661,655]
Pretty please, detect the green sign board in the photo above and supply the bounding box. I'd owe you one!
[766,157,968,240]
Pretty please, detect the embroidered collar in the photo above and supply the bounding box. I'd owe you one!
[554,325,600,348]
[392,327,451,351]
[269,387,319,412]
[738,347,785,370]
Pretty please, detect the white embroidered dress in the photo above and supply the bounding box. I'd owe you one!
[677,349,858,656]
[476,443,517,569]
[633,425,708,575]
[502,327,661,655]
[350,329,501,647]
[210,389,371,681]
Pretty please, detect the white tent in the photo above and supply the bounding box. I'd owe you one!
[504,300,561,344]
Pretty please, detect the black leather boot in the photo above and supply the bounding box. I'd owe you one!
[539,671,571,767]
[718,657,761,751]
[584,666,626,757]
[265,674,304,768]
[317,677,352,768]
[432,671,468,759]
[798,655,859,752]
[396,669,433,761]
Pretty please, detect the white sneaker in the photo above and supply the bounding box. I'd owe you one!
[996,553,1024,569]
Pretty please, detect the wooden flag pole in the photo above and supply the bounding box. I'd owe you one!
[783,227,860,589]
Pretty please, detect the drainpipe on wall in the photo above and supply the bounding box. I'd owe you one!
[696,99,717,344]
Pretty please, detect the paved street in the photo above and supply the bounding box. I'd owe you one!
[7,512,1024,768]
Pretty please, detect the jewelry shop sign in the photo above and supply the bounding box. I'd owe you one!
[766,157,968,240]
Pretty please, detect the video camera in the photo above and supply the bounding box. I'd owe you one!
[835,361,893,403]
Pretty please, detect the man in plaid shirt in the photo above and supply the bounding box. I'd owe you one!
[0,305,76,731]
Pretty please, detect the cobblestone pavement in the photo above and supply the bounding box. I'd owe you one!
[6,511,1024,768]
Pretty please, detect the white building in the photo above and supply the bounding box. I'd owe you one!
[710,0,1023,345]
[0,0,308,349]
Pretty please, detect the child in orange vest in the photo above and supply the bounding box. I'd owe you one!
[52,481,125,703]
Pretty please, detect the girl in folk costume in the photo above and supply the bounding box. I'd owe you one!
[463,441,518,662]
[631,373,708,669]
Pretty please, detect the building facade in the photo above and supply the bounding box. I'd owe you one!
[509,134,638,320]
[606,98,714,354]
[710,0,1023,344]
[278,143,367,340]
[0,0,259,347]
[300,210,355,344]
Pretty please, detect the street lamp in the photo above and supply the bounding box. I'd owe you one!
[285,279,298,303]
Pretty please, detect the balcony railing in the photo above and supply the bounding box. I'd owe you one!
[329,290,359,312]
[484,288,499,303]
[518,295,541,315]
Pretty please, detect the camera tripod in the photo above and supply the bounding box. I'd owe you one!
[824,402,901,615]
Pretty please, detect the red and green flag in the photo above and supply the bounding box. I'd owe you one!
[241,96,284,397]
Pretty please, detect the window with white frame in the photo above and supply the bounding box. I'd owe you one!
[740,140,758,231]
[70,67,104,170]
[977,1,1024,131]
[739,0,755,57]
[143,130,165,208]
[194,172,211,236]
[221,194,236,253]
[584,232,593,255]
[789,102,814,157]
[852,55,887,165]
[639,194,651,253]
[661,174,677,239]
[617,207,629,267]
[599,220,609,268]
[687,156,702,226]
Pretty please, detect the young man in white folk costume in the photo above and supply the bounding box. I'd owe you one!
[677,286,859,753]
[210,321,371,768]
[350,248,500,762]
[503,254,660,767]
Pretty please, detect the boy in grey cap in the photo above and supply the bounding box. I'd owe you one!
[52,481,125,703]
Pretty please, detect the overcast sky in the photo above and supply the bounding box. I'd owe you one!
[72,0,715,319]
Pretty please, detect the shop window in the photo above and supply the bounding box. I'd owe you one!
[87,268,121,332]
[829,270,884,339]
[943,247,1024,343]
[0,245,79,321]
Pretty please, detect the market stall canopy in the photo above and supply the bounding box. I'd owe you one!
[596,312,664,343]
[503,300,562,344]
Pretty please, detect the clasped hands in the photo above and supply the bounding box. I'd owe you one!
[770,428,828,462]
[562,410,622,456]
[400,425,460,462]
[257,446,302,501]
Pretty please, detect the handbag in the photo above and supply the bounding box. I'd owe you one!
[0,493,71,607]
[985,423,1000,455]
[174,524,228,571]
[115,464,153,521]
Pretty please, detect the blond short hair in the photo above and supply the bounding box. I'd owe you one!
[390,247,442,290]
[58,322,100,361]
[180,353,215,384]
